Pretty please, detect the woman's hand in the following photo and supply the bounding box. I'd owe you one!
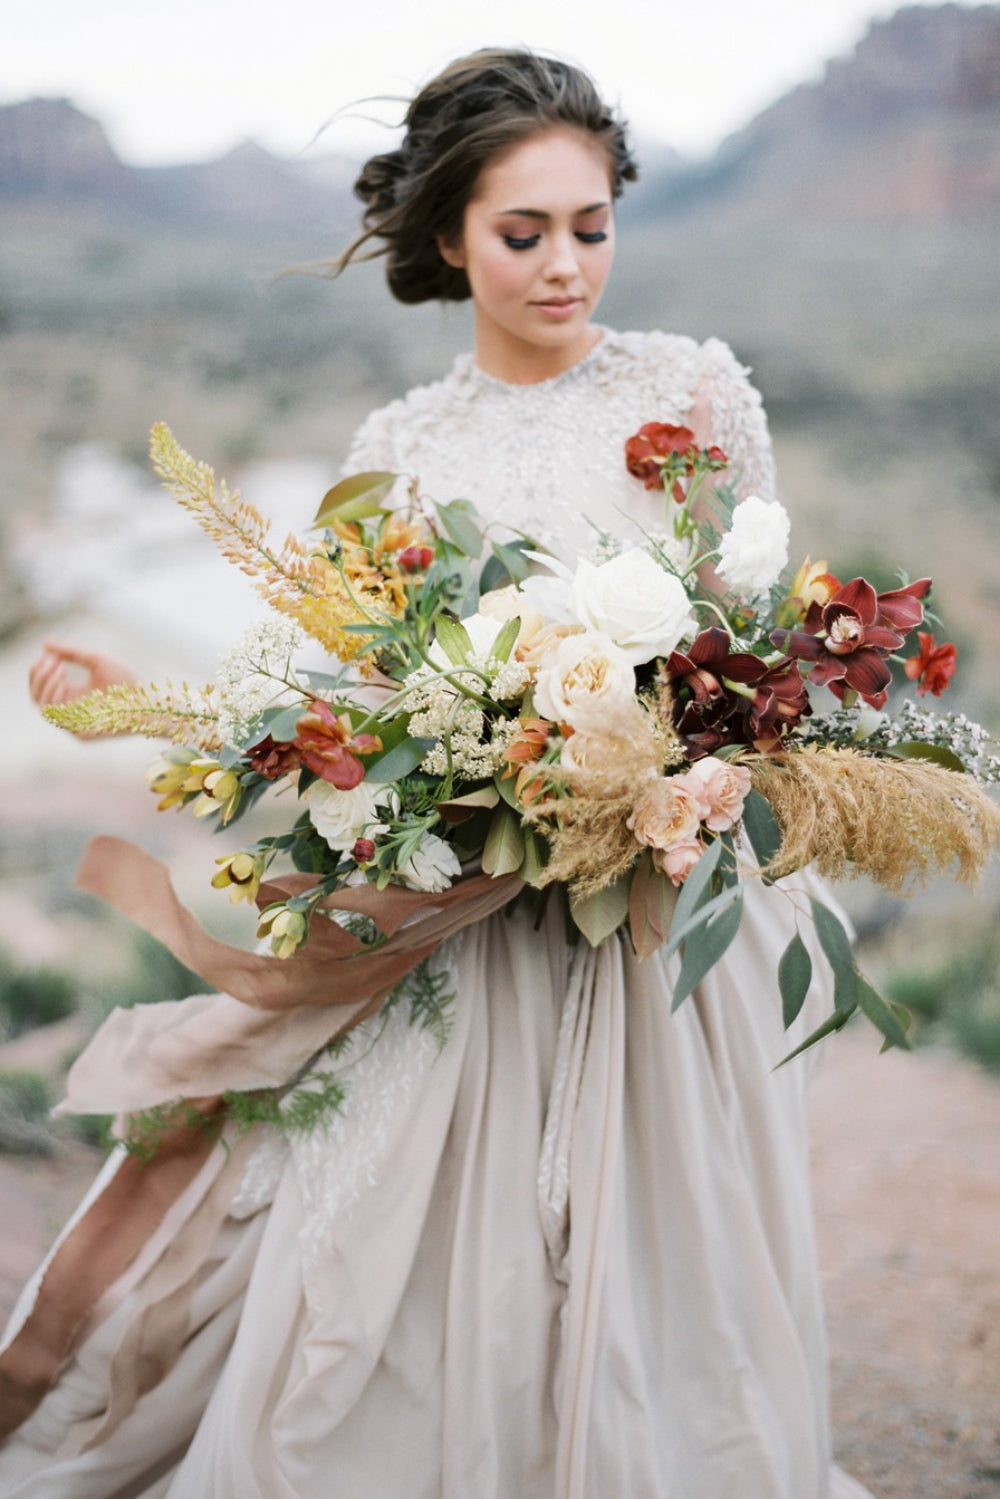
[28,641,138,722]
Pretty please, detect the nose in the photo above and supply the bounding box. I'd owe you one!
[542,230,580,282]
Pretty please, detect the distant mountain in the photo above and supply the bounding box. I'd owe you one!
[648,3,1000,220]
[0,98,358,234]
[2,5,999,229]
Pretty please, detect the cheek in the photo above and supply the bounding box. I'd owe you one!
[468,245,530,304]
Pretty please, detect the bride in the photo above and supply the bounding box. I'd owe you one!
[6,48,862,1499]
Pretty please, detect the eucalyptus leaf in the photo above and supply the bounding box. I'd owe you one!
[741,789,784,876]
[312,471,398,526]
[664,837,723,956]
[434,499,484,558]
[364,737,434,782]
[856,974,912,1051]
[778,932,813,1029]
[809,897,857,1013]
[490,538,534,583]
[259,703,306,742]
[493,770,520,809]
[775,1005,857,1068]
[435,787,500,822]
[671,890,744,1010]
[664,881,743,959]
[570,874,631,948]
[482,803,526,877]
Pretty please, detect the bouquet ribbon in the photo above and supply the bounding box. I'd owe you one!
[0,835,523,1438]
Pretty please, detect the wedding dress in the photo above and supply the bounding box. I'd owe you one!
[1,330,861,1498]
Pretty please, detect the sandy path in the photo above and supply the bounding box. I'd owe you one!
[1,1022,998,1497]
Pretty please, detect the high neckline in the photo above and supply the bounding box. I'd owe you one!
[462,327,611,393]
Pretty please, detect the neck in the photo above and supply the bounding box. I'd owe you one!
[473,321,602,385]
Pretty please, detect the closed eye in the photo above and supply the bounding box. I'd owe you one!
[575,229,608,244]
[503,234,541,251]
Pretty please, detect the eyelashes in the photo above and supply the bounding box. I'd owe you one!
[502,229,609,251]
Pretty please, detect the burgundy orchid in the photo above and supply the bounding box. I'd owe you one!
[770,577,930,710]
[663,627,811,758]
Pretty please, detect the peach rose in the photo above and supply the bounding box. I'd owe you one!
[675,757,752,833]
[654,839,704,886]
[532,631,636,733]
[626,776,703,854]
[477,585,546,651]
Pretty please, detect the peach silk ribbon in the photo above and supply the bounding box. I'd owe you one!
[0,835,523,1437]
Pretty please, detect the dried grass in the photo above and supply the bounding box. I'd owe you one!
[747,746,1000,892]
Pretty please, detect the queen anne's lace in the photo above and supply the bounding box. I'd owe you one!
[344,329,776,562]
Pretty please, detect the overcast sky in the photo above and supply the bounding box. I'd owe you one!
[3,0,984,165]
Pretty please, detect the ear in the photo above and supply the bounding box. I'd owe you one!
[437,235,465,270]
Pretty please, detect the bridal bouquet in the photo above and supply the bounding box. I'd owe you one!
[49,422,1000,1060]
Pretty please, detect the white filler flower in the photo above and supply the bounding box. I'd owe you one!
[716,496,790,597]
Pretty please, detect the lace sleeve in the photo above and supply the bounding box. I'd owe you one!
[341,403,400,476]
[694,339,777,504]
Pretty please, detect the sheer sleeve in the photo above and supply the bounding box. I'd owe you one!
[342,403,400,476]
[693,339,777,504]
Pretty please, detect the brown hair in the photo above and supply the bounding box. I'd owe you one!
[327,48,638,304]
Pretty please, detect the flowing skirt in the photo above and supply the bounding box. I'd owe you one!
[1,872,848,1498]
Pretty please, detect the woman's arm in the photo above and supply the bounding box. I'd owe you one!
[28,641,137,722]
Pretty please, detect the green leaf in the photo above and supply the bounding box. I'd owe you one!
[433,616,474,666]
[490,538,534,584]
[664,881,743,958]
[855,974,912,1051]
[628,851,678,960]
[434,499,483,558]
[889,740,966,773]
[671,890,744,1010]
[775,1005,857,1068]
[435,787,500,823]
[493,770,520,809]
[364,737,434,782]
[312,471,398,526]
[741,788,783,875]
[518,828,547,887]
[257,703,306,743]
[570,873,632,948]
[664,837,723,957]
[482,803,525,877]
[778,932,813,1029]
[490,616,520,664]
[809,897,857,1013]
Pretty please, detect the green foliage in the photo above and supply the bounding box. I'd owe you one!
[0,956,77,1040]
[0,1068,52,1122]
[885,925,1000,1075]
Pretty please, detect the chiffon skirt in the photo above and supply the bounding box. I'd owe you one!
[0,872,849,1498]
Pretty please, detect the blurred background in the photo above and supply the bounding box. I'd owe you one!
[1,3,999,1494]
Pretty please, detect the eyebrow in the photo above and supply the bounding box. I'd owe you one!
[491,201,610,219]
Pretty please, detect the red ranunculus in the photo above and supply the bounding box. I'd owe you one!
[625,422,699,496]
[770,576,931,710]
[904,632,957,697]
[397,544,435,574]
[293,700,382,789]
[352,837,377,862]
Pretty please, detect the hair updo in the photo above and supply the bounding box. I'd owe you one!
[333,49,638,304]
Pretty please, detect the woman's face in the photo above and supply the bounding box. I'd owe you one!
[440,126,616,383]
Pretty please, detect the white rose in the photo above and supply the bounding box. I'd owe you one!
[570,549,697,666]
[397,833,462,893]
[305,779,396,854]
[533,630,637,733]
[716,495,790,597]
[477,586,545,648]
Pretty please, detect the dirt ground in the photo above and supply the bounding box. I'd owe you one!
[0,1022,998,1499]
